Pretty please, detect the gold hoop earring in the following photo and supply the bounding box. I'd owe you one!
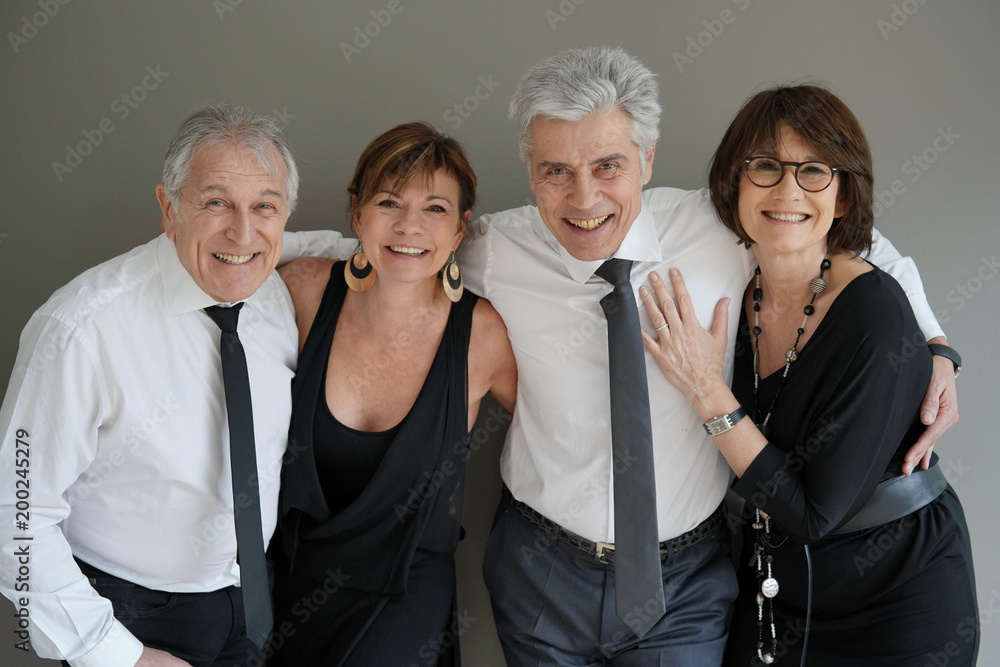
[442,251,463,303]
[345,245,376,292]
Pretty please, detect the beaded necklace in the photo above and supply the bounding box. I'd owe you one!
[748,256,829,664]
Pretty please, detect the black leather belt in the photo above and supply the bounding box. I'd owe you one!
[502,486,725,565]
[834,464,947,534]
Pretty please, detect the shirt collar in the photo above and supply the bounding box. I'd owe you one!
[156,234,240,315]
[556,200,663,284]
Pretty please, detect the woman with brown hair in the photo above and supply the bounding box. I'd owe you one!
[640,86,977,665]
[268,122,516,665]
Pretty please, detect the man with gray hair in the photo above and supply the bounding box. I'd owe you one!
[451,46,955,664]
[0,104,354,666]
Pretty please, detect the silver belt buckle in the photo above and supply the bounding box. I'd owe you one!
[595,541,615,564]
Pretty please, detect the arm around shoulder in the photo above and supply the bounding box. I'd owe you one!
[868,228,944,340]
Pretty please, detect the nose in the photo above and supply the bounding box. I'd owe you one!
[225,208,255,245]
[393,206,424,235]
[566,171,602,211]
[771,165,804,200]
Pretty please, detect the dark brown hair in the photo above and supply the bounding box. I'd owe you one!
[708,85,874,255]
[348,122,476,233]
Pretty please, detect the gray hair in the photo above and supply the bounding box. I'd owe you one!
[509,46,661,171]
[162,103,300,212]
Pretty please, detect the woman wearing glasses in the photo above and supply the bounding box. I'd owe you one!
[641,85,977,665]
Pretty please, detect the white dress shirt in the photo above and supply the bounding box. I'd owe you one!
[284,187,943,543]
[458,187,943,543]
[0,235,297,666]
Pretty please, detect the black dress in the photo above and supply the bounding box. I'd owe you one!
[268,262,476,666]
[723,268,978,666]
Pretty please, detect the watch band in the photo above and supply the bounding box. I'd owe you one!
[703,406,746,436]
[928,343,962,378]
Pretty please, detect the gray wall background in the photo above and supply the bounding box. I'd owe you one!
[1,0,997,664]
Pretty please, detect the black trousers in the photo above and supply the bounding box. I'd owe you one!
[68,559,264,667]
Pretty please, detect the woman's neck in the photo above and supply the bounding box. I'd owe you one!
[752,246,830,309]
[351,274,448,335]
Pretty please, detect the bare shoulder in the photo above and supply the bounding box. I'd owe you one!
[471,297,506,335]
[278,257,335,348]
[278,257,335,296]
[469,298,516,412]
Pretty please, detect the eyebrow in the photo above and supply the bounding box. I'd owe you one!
[377,189,454,206]
[199,184,285,199]
[593,153,628,166]
[536,153,629,170]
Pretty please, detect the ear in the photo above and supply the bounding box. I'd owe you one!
[641,145,656,185]
[156,184,176,239]
[834,193,847,219]
[350,195,362,237]
[453,211,470,251]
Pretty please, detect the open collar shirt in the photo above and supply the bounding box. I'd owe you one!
[457,187,942,544]
[282,187,943,542]
[0,235,297,666]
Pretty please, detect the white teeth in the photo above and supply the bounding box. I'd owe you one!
[389,246,426,256]
[567,215,609,230]
[765,212,808,222]
[214,252,255,264]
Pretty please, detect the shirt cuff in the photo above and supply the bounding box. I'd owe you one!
[731,443,788,508]
[67,620,143,667]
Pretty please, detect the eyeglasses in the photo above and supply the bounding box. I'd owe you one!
[743,157,839,192]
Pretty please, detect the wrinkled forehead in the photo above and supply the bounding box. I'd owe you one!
[530,111,636,160]
[188,142,285,185]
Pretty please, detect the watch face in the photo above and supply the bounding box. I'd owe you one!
[705,418,728,436]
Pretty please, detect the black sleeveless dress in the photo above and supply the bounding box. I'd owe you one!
[269,262,477,666]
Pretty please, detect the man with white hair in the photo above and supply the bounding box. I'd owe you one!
[280,46,958,663]
[453,47,956,664]
[0,104,351,667]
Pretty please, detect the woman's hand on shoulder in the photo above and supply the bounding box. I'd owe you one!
[469,299,517,415]
[278,257,335,351]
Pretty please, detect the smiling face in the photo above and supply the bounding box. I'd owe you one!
[738,124,845,258]
[353,168,466,288]
[158,143,288,303]
[527,110,654,261]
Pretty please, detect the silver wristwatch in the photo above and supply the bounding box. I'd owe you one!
[703,407,746,436]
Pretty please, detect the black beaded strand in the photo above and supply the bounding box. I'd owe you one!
[749,256,829,664]
[750,257,830,438]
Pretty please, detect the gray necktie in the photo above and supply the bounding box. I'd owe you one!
[204,304,272,648]
[595,258,666,638]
